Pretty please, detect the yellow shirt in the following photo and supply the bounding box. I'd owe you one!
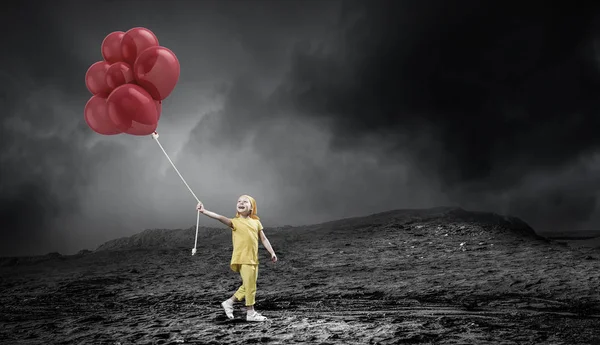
[229,217,263,270]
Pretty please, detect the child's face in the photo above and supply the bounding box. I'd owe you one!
[237,196,252,216]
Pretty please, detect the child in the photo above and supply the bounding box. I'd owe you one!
[196,195,277,322]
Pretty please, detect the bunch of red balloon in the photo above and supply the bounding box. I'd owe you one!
[84,27,180,136]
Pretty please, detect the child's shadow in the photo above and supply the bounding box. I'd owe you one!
[211,313,250,325]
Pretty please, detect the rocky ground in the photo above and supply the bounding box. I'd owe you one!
[1,207,600,344]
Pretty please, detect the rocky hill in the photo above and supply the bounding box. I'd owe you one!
[93,207,542,252]
[94,227,223,251]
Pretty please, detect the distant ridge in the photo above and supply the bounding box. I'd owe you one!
[94,226,225,252]
[0,207,543,264]
[315,207,536,235]
[93,207,540,252]
[537,230,600,240]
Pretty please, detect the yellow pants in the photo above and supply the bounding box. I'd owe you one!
[232,264,259,306]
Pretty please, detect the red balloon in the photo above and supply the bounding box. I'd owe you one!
[121,27,159,66]
[123,122,158,136]
[84,95,122,135]
[85,61,111,95]
[107,84,159,136]
[134,46,180,100]
[156,100,162,121]
[123,100,162,135]
[105,62,135,90]
[101,31,125,64]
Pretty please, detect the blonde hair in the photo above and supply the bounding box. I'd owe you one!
[236,194,260,220]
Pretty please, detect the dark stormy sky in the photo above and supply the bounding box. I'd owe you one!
[2,0,600,256]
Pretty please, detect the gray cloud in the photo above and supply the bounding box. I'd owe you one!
[2,0,600,256]
[270,1,600,230]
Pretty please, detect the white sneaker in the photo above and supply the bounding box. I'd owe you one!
[246,311,267,322]
[221,300,234,319]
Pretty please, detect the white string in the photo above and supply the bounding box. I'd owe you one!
[151,132,201,255]
[193,210,200,255]
[151,132,200,203]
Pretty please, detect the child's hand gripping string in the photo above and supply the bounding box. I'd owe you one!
[197,201,233,228]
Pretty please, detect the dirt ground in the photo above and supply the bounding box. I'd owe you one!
[2,208,600,344]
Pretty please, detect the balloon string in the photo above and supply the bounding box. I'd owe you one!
[194,209,200,254]
[151,131,201,255]
[151,132,200,203]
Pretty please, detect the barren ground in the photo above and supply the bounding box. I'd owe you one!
[2,208,600,344]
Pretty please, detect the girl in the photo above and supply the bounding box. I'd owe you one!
[196,195,277,322]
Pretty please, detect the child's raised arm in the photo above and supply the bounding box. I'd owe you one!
[197,202,233,228]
